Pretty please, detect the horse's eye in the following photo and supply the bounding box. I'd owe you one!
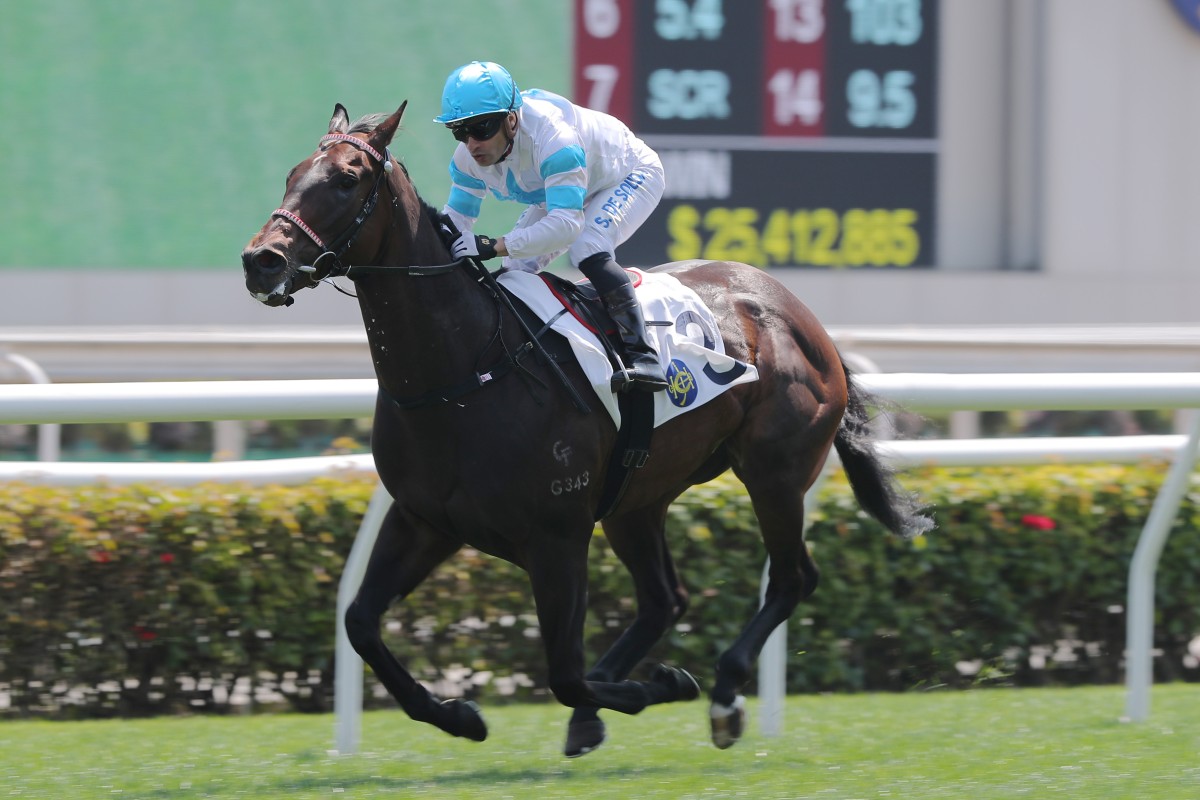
[338,174,358,190]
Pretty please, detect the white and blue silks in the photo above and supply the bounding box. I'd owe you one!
[442,89,663,271]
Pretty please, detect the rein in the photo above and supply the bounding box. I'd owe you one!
[346,260,461,278]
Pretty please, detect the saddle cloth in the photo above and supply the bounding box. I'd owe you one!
[496,268,759,428]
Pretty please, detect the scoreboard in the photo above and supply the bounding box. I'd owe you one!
[573,0,939,269]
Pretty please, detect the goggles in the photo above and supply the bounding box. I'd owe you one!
[449,114,507,143]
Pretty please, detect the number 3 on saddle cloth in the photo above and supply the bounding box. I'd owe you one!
[497,268,759,429]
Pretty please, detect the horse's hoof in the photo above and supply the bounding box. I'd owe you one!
[440,698,488,742]
[564,718,607,758]
[709,695,746,749]
[652,664,701,701]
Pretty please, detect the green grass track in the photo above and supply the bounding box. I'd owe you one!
[2,686,1197,799]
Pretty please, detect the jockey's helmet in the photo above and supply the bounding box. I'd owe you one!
[434,61,523,125]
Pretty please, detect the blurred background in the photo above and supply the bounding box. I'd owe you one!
[2,0,1199,460]
[2,0,1198,325]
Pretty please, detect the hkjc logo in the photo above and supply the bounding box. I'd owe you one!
[1170,0,1200,34]
[666,359,698,408]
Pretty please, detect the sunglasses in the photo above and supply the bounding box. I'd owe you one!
[449,114,507,143]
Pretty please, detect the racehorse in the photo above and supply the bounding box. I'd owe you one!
[241,102,932,756]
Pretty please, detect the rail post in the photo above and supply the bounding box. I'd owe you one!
[1123,411,1200,721]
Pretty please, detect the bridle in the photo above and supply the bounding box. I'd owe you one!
[271,133,394,281]
[270,133,465,290]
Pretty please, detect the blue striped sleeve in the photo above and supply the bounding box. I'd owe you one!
[546,185,586,211]
[449,160,487,190]
[540,145,586,180]
[447,186,483,218]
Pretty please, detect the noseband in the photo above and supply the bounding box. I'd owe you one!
[271,133,394,279]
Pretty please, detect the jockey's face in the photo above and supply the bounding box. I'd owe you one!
[454,112,516,167]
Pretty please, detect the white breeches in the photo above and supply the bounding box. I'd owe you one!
[502,157,666,272]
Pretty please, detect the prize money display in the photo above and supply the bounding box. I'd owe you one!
[573,0,939,269]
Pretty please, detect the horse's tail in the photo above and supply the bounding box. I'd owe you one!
[833,362,934,539]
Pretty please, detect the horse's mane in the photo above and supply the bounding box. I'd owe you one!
[349,114,445,239]
[348,114,390,134]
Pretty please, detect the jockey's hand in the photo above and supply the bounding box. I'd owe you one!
[452,232,499,261]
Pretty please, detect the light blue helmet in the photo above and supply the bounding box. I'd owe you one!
[434,61,523,124]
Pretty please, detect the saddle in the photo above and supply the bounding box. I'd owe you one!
[535,272,636,380]
[500,269,655,520]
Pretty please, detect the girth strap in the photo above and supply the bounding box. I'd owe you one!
[593,389,655,521]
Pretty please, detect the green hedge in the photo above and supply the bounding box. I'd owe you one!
[2,464,1198,718]
[0,479,368,717]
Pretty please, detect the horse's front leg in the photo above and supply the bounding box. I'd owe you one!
[342,503,485,741]
[565,505,691,757]
[526,533,700,723]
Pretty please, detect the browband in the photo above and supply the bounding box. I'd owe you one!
[319,133,394,172]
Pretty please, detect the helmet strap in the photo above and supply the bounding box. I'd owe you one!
[495,112,518,164]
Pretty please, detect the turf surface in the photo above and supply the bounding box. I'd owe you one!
[2,685,1197,799]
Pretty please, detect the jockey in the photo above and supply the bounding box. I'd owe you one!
[436,61,669,392]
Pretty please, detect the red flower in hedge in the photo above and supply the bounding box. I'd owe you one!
[1021,514,1057,530]
[160,553,175,564]
[92,550,112,564]
[132,625,157,642]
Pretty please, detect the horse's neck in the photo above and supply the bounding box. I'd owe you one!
[355,196,499,401]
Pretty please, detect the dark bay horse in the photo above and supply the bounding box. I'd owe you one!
[241,102,932,756]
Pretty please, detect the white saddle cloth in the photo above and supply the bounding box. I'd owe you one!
[497,268,759,428]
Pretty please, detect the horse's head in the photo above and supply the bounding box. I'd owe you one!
[241,101,407,306]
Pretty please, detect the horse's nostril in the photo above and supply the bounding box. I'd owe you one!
[244,247,285,274]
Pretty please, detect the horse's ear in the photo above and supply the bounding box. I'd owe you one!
[329,103,350,134]
[369,100,407,150]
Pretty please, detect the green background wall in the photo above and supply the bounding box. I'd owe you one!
[0,0,570,269]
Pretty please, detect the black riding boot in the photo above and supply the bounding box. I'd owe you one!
[601,282,669,392]
[578,251,669,392]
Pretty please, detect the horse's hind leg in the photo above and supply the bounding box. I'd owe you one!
[342,504,484,741]
[564,503,690,757]
[708,448,829,748]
